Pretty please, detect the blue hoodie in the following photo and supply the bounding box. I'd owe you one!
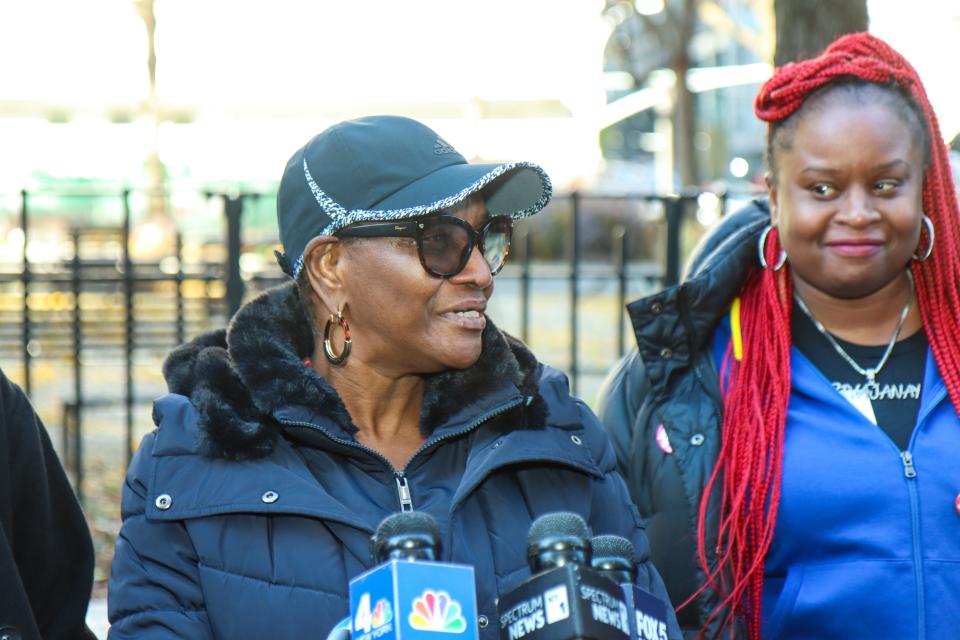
[600,200,960,638]
[711,316,960,638]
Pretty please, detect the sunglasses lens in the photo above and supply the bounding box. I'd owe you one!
[481,217,512,275]
[420,218,471,276]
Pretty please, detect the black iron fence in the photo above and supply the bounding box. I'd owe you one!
[0,187,756,500]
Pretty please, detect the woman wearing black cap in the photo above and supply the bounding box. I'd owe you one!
[107,115,679,639]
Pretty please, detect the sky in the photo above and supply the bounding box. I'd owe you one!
[869,0,960,141]
[0,0,611,190]
[0,0,957,193]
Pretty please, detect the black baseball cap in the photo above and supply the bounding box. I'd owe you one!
[275,115,552,278]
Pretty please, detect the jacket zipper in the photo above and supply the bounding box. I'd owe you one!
[852,375,943,640]
[280,418,396,469]
[404,397,524,470]
[899,450,917,478]
[280,395,524,513]
[899,450,925,640]
[395,474,413,512]
[395,396,525,512]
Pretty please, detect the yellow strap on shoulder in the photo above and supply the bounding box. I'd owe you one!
[730,297,743,361]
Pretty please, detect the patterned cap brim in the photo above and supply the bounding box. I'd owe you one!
[292,160,552,277]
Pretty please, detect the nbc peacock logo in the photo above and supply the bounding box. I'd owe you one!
[408,589,467,633]
[373,598,393,628]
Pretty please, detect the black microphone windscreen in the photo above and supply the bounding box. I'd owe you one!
[591,534,635,561]
[527,512,590,546]
[375,511,440,540]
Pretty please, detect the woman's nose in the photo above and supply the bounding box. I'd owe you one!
[451,245,494,288]
[838,187,881,226]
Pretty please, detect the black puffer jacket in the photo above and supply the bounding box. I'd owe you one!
[0,369,96,640]
[597,200,770,638]
[108,282,681,639]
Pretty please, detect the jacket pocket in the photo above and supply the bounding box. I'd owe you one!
[762,560,915,639]
[762,565,803,639]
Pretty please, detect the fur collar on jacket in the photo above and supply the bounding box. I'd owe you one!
[161,282,549,460]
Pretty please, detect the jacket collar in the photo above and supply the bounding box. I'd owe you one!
[145,394,601,529]
[627,199,770,388]
[161,282,550,460]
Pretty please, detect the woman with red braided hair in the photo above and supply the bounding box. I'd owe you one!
[598,32,960,639]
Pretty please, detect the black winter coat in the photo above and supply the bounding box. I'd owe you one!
[0,369,96,640]
[597,201,770,638]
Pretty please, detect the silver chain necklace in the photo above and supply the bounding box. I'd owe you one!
[793,270,914,392]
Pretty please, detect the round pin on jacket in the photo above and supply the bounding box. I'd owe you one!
[655,424,673,454]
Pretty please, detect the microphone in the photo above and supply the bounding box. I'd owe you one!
[495,512,631,640]
[349,511,479,640]
[527,511,592,572]
[372,511,442,562]
[591,535,670,640]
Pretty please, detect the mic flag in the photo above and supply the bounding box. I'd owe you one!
[496,512,631,639]
[496,562,631,640]
[591,535,670,640]
[350,559,479,639]
[349,511,479,640]
[623,588,669,640]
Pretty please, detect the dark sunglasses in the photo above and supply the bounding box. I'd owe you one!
[337,214,513,278]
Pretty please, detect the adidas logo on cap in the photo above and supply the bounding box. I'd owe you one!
[433,137,457,155]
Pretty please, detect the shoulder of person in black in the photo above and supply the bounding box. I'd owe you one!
[0,369,97,640]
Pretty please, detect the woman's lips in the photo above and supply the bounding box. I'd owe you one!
[826,241,883,257]
[442,309,486,330]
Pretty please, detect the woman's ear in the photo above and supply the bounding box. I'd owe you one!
[302,236,344,309]
[765,171,780,225]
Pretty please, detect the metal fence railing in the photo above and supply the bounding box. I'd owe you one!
[0,187,757,500]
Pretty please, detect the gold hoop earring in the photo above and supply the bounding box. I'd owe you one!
[323,307,352,365]
[912,214,935,263]
[757,224,787,271]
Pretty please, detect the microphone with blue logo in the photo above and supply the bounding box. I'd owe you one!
[347,511,479,640]
[591,535,670,640]
[495,512,632,640]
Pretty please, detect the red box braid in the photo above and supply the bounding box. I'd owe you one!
[692,32,960,639]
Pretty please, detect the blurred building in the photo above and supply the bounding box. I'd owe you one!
[0,1,617,198]
[1,0,958,241]
[599,0,772,192]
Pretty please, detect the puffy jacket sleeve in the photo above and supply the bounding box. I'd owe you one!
[595,348,654,514]
[0,370,96,640]
[107,430,213,638]
[578,401,681,640]
[595,349,647,467]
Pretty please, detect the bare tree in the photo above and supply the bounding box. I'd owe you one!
[604,0,701,188]
[774,0,868,65]
[133,0,167,217]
